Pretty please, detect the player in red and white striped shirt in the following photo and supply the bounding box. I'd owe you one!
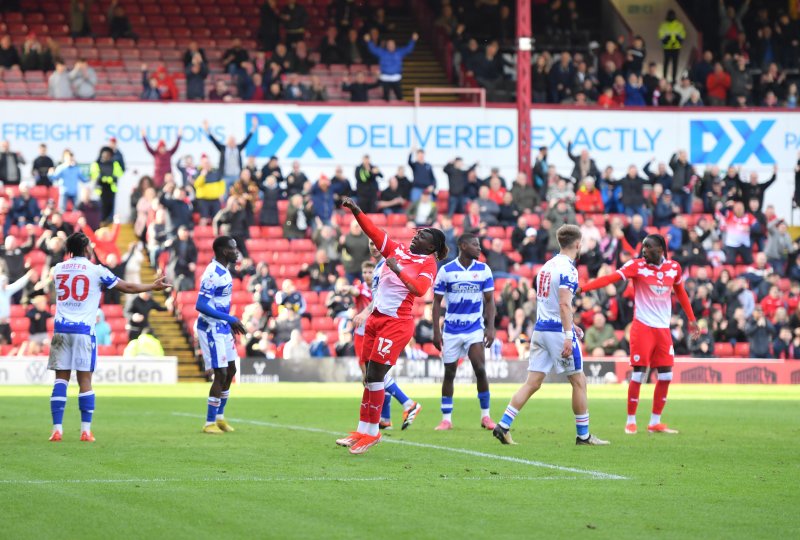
[578,234,699,435]
[336,197,448,454]
[717,200,757,264]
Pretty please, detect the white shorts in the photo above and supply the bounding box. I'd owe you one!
[48,333,97,372]
[442,329,485,364]
[198,329,238,370]
[528,331,583,375]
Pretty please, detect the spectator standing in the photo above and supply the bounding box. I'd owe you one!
[193,157,224,226]
[365,33,418,101]
[213,198,250,257]
[31,144,54,186]
[566,141,600,184]
[309,175,335,226]
[258,174,283,226]
[510,172,539,212]
[90,146,123,225]
[658,9,686,82]
[354,155,382,214]
[222,38,249,74]
[737,166,777,211]
[706,62,731,106]
[165,225,198,291]
[408,148,436,202]
[142,129,181,188]
[745,307,775,358]
[69,59,97,99]
[0,140,25,185]
[281,0,308,45]
[125,291,167,340]
[443,157,476,216]
[285,160,308,197]
[258,0,281,52]
[108,0,136,40]
[185,53,208,100]
[0,34,21,70]
[717,200,756,264]
[48,61,74,98]
[341,71,380,102]
[284,193,310,239]
[608,165,649,223]
[203,117,257,191]
[340,220,370,283]
[765,218,792,276]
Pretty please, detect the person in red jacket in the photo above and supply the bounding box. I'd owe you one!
[75,215,120,264]
[705,62,731,106]
[151,64,178,100]
[142,128,181,188]
[575,176,605,213]
[335,196,448,455]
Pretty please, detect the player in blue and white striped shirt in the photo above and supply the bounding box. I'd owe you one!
[431,233,496,431]
[195,236,246,434]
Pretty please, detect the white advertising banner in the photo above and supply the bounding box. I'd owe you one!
[0,356,178,385]
[0,100,797,216]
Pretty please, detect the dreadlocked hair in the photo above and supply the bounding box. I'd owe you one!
[646,233,668,254]
[426,228,449,260]
[65,232,90,257]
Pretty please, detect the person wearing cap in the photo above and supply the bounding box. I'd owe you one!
[141,128,182,188]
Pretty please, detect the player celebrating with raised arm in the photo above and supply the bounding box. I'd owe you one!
[431,233,497,431]
[577,234,699,434]
[195,236,247,434]
[336,197,448,454]
[351,243,421,430]
[48,232,170,442]
[493,225,609,446]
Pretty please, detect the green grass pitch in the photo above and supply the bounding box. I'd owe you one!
[1,383,799,539]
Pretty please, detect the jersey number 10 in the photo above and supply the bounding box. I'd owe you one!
[537,271,551,298]
[56,274,90,302]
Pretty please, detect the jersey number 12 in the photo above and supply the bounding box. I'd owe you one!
[56,274,90,302]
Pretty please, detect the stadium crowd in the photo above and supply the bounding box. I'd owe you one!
[0,1,797,106]
[2,127,800,363]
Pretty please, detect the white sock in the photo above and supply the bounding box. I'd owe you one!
[402,399,414,410]
[442,413,452,422]
[53,424,63,433]
[480,408,490,418]
[216,414,225,420]
[649,413,661,426]
[380,417,391,423]
[81,422,91,433]
[205,421,215,426]
[357,420,369,434]
[627,415,636,424]
[366,423,380,436]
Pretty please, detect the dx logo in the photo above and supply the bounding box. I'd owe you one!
[690,119,775,164]
[245,112,332,158]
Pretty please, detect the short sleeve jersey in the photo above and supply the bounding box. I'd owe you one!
[433,259,494,334]
[53,256,119,335]
[534,254,578,332]
[616,258,683,329]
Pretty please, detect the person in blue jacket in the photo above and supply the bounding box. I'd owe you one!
[364,32,418,101]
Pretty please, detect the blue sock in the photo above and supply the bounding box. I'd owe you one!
[380,393,392,421]
[217,390,230,418]
[50,379,68,428]
[499,405,519,430]
[576,413,590,439]
[78,391,95,425]
[478,391,491,415]
[206,397,220,423]
[385,376,410,406]
[441,396,453,419]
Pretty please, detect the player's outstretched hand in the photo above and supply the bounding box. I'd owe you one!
[152,276,172,292]
[561,338,572,359]
[352,310,368,329]
[688,320,700,340]
[231,320,246,336]
[432,333,443,351]
[341,196,361,215]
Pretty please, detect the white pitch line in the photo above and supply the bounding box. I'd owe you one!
[172,412,628,481]
[0,476,578,485]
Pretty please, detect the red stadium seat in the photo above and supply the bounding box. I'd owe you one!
[734,343,750,358]
[715,342,734,357]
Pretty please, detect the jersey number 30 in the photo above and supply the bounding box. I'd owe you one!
[56,274,90,302]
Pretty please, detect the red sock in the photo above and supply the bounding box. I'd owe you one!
[368,387,385,424]
[652,380,671,415]
[627,380,642,415]
[359,386,370,423]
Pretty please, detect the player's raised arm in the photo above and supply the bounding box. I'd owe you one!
[341,196,396,257]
